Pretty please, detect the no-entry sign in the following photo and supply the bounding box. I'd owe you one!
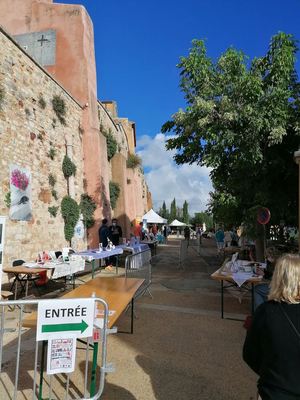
[37,298,94,341]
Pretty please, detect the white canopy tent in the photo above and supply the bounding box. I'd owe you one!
[142,209,167,224]
[169,219,186,227]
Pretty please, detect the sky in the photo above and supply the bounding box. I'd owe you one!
[57,0,300,214]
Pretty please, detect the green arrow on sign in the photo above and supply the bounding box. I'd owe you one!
[42,319,88,334]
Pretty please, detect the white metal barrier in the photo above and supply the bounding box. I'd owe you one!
[0,297,115,400]
[125,249,152,299]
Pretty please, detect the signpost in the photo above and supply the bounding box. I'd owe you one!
[37,298,94,341]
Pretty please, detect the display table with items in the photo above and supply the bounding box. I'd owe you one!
[118,243,149,254]
[75,246,124,277]
[4,255,85,298]
[211,254,266,319]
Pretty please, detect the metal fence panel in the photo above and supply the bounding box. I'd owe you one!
[179,237,201,268]
[0,297,113,400]
[125,249,152,299]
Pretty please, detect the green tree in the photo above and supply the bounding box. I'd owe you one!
[158,201,169,220]
[161,201,167,218]
[162,33,300,233]
[170,198,177,221]
[182,200,189,224]
[191,212,213,230]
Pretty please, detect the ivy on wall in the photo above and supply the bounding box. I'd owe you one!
[4,192,11,208]
[104,130,118,161]
[62,155,77,178]
[52,95,67,125]
[61,196,80,241]
[48,206,59,218]
[38,96,46,109]
[48,147,56,160]
[109,181,120,210]
[48,174,56,187]
[0,86,4,109]
[80,193,96,229]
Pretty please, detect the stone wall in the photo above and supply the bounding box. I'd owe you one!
[0,29,85,266]
[1,0,110,250]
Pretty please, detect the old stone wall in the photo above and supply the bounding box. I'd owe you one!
[0,29,85,266]
[1,0,110,250]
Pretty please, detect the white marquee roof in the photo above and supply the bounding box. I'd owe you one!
[169,219,187,227]
[142,209,167,224]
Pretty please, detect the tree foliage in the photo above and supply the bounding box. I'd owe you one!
[191,212,213,229]
[182,200,189,224]
[158,201,169,220]
[162,33,300,228]
[170,198,177,221]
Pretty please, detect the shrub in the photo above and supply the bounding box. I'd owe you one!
[52,95,67,125]
[48,147,56,160]
[61,196,80,241]
[105,131,118,161]
[80,193,97,229]
[48,206,59,218]
[127,153,142,169]
[0,87,4,109]
[62,155,76,178]
[4,192,11,208]
[38,96,46,109]
[109,181,120,209]
[51,189,58,200]
[48,174,56,187]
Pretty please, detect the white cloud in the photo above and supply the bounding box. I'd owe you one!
[137,133,213,215]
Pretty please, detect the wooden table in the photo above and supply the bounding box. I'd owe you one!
[211,268,262,319]
[23,276,144,398]
[3,266,47,299]
[23,276,144,330]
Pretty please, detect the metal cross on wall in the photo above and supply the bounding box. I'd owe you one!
[37,35,49,47]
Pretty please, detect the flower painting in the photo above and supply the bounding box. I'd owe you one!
[9,165,32,221]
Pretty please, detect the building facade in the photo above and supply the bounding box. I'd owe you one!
[0,0,151,266]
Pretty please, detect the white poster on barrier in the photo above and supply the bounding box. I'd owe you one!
[47,336,76,375]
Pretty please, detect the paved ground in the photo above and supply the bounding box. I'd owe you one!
[0,238,258,399]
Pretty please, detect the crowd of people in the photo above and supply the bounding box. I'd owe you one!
[97,218,171,270]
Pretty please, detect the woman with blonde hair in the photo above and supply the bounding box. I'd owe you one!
[243,254,300,400]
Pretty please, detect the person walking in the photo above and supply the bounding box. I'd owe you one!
[215,227,225,254]
[224,229,232,247]
[184,225,190,241]
[243,254,300,400]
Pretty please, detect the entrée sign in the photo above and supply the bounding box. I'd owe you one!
[36,298,94,341]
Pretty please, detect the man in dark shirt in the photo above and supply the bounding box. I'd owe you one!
[108,218,123,268]
[98,218,110,247]
[108,218,123,246]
